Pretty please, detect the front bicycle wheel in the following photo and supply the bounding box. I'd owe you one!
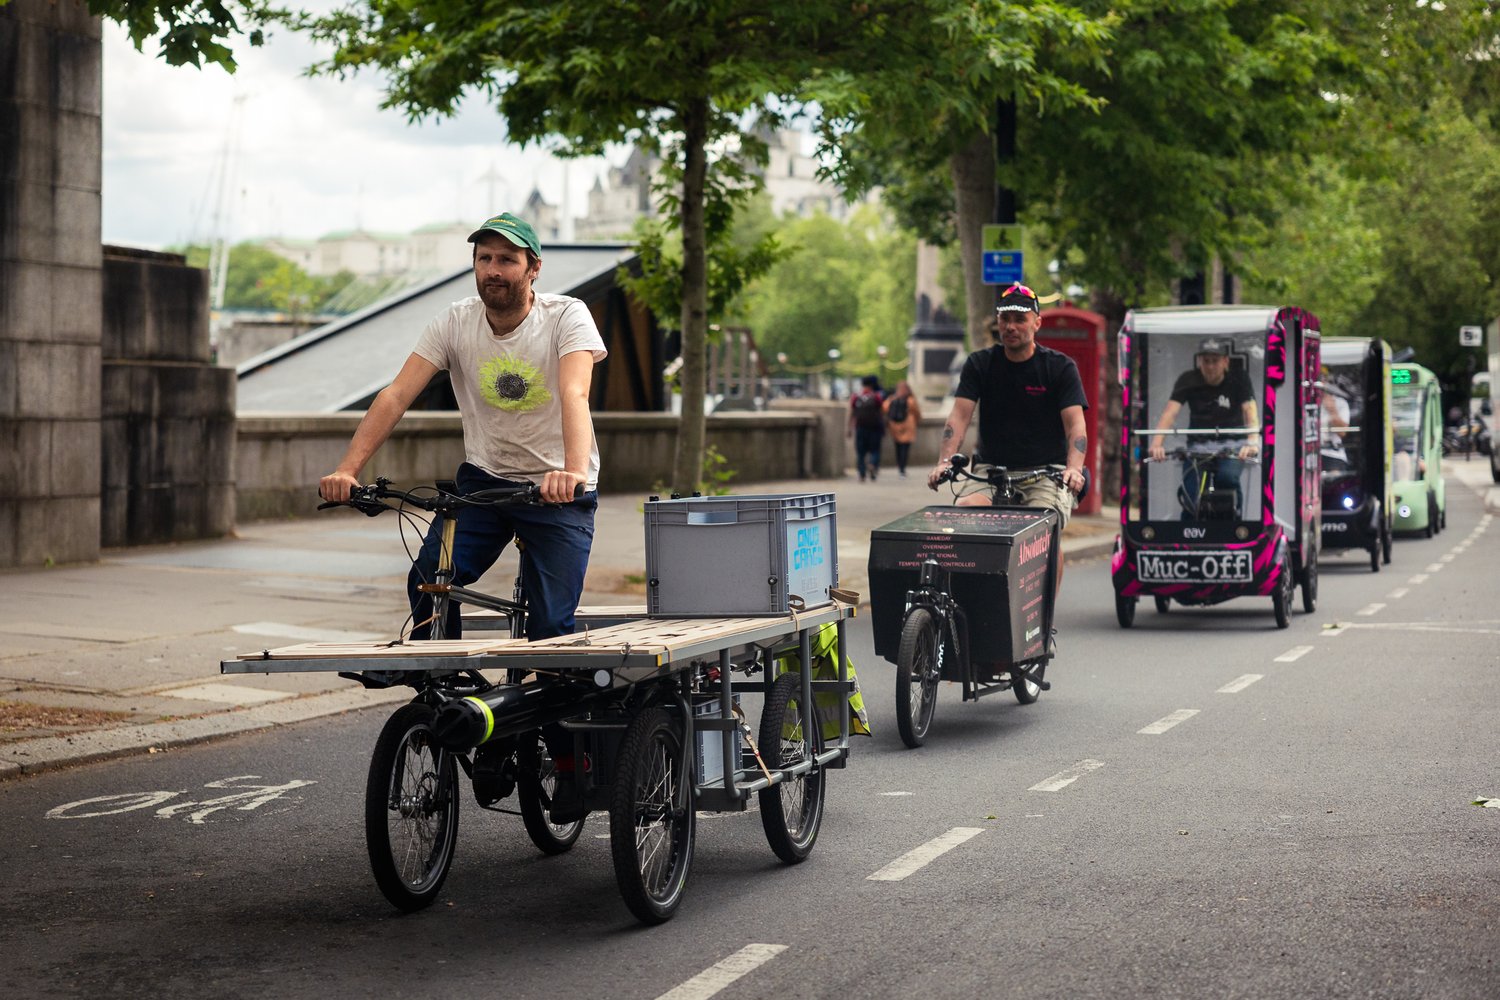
[517,731,585,855]
[758,672,825,864]
[609,707,695,924]
[895,607,940,749]
[365,703,460,912]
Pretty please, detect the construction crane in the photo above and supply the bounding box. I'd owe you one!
[205,93,246,328]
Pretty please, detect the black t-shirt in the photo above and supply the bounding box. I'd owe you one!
[954,344,1088,467]
[1170,368,1255,430]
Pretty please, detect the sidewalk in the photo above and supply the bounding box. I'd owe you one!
[0,471,1120,780]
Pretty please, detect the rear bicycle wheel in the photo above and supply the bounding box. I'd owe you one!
[895,607,940,749]
[517,731,585,855]
[758,672,825,864]
[365,703,460,912]
[609,707,695,924]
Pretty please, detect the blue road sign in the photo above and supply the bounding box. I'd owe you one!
[983,250,1023,285]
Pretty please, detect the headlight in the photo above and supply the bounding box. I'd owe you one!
[1142,526,1156,540]
[1234,526,1250,540]
[1398,504,1412,518]
[1341,495,1356,510]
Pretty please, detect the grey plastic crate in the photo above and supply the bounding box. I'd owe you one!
[645,493,838,617]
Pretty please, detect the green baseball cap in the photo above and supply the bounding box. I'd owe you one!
[467,212,542,256]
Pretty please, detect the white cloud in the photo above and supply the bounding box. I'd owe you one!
[101,22,613,249]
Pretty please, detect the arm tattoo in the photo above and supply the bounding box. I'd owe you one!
[1071,436,1086,455]
[942,425,955,441]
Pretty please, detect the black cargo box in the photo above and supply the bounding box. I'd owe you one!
[867,506,1059,666]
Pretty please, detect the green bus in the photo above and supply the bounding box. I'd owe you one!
[1391,363,1446,536]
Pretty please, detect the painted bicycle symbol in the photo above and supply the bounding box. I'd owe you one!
[46,775,316,825]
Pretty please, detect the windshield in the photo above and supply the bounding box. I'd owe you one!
[1321,361,1366,500]
[1124,328,1267,522]
[1390,384,1424,482]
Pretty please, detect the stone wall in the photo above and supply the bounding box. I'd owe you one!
[235,410,837,521]
[0,0,103,566]
[100,247,236,545]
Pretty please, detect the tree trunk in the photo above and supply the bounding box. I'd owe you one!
[950,131,996,353]
[671,99,710,495]
[1091,286,1130,506]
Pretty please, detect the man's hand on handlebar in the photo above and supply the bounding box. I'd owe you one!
[319,470,361,503]
[927,458,957,491]
[1060,467,1085,495]
[1148,439,1167,462]
[539,469,587,505]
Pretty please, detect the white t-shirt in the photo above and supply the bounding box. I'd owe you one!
[413,293,607,488]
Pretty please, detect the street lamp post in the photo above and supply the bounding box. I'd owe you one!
[827,348,842,400]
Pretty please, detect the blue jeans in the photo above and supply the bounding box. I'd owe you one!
[854,427,883,479]
[1180,455,1244,519]
[407,463,597,641]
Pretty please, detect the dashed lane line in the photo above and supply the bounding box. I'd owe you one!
[1218,674,1264,694]
[1387,588,1409,600]
[1029,759,1106,792]
[656,944,790,1000]
[1409,574,1430,584]
[1424,563,1445,573]
[1138,709,1200,735]
[1356,603,1386,616]
[1322,623,1351,637]
[1274,646,1314,663]
[867,827,984,882]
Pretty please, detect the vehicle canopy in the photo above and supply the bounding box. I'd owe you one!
[1319,336,1394,561]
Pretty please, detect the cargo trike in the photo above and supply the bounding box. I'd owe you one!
[867,457,1068,748]
[222,481,856,925]
[1319,336,1395,570]
[1390,362,1447,537]
[1111,306,1322,628]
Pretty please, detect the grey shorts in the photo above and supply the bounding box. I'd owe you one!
[958,463,1076,529]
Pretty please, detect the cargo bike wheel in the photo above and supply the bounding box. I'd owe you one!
[895,607,941,748]
[365,703,460,912]
[610,707,696,924]
[758,672,826,864]
[517,731,585,855]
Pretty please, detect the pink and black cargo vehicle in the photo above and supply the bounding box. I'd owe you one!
[1110,305,1323,629]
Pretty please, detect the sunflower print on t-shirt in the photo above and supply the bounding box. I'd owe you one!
[478,355,552,412]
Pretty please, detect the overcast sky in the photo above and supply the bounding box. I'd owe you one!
[100,21,613,250]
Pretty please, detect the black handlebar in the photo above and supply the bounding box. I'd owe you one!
[936,454,1090,501]
[317,477,583,517]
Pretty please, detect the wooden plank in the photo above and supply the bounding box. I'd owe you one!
[235,638,524,661]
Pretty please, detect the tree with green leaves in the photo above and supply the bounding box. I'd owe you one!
[298,0,948,494]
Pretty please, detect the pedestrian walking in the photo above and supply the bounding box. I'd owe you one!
[883,380,921,478]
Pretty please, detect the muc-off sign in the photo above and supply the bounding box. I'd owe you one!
[1137,550,1253,584]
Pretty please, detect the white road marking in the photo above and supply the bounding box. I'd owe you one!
[878,791,915,797]
[1408,574,1429,584]
[1218,674,1264,693]
[1029,759,1106,792]
[1138,709,1200,735]
[655,944,790,1000]
[1356,603,1386,616]
[1387,588,1409,600]
[1274,646,1314,663]
[159,683,293,705]
[232,621,381,643]
[867,827,984,882]
[1440,554,1455,563]
[1424,563,1445,573]
[1322,623,1350,637]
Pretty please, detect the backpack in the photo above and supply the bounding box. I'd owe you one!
[853,390,884,429]
[887,395,909,424]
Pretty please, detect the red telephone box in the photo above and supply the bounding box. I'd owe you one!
[1038,306,1107,514]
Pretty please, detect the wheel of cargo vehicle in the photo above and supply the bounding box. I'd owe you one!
[610,707,695,925]
[1013,659,1044,705]
[517,731,585,856]
[1153,596,1170,614]
[758,672,825,864]
[365,703,459,912]
[1115,594,1137,629]
[1381,523,1393,564]
[1272,556,1294,629]
[1369,543,1380,573]
[895,608,941,748]
[1300,554,1318,615]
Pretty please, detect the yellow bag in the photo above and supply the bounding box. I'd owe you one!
[773,622,871,738]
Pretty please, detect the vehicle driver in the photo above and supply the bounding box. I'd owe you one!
[318,212,607,642]
[1320,368,1352,474]
[928,282,1087,594]
[1147,337,1259,516]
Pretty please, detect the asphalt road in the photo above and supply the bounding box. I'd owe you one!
[1,488,1496,1000]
